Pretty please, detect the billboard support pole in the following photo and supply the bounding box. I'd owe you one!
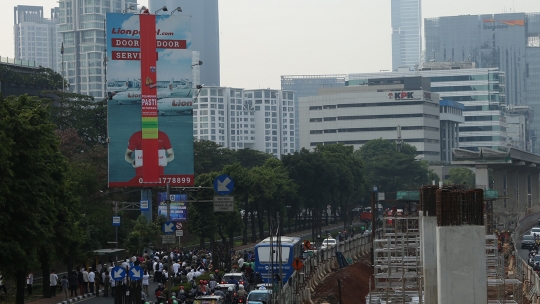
[166,182,172,296]
[115,201,118,262]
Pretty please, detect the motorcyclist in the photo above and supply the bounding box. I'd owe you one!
[225,287,234,304]
[236,284,247,300]
[253,272,263,285]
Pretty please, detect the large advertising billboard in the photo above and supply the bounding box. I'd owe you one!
[106,13,194,188]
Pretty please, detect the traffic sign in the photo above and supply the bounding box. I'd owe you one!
[112,216,121,227]
[213,175,235,196]
[176,230,184,237]
[162,221,176,234]
[327,205,331,210]
[175,222,183,230]
[303,240,312,250]
[128,265,143,280]
[140,200,149,211]
[292,258,304,271]
[162,235,175,244]
[111,266,126,281]
[213,196,234,212]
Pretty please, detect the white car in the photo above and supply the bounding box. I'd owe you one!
[320,238,337,250]
[530,227,540,236]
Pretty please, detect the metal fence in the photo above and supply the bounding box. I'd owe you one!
[512,212,540,303]
[276,231,379,303]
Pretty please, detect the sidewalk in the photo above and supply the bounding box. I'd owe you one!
[27,292,97,304]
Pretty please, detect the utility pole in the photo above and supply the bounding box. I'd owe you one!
[371,186,377,266]
[166,183,172,297]
[115,201,118,262]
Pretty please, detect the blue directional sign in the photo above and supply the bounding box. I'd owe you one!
[162,221,176,234]
[129,265,143,280]
[213,174,235,196]
[112,216,121,227]
[111,266,126,281]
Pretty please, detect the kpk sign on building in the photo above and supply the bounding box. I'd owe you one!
[106,12,194,188]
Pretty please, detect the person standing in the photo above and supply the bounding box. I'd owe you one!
[0,271,7,295]
[77,268,84,295]
[142,270,150,296]
[103,271,110,297]
[93,270,100,296]
[26,272,33,295]
[68,271,78,297]
[88,268,95,294]
[82,268,89,294]
[61,275,69,301]
[50,270,59,297]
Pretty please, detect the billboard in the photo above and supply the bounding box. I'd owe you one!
[158,192,188,221]
[106,13,194,187]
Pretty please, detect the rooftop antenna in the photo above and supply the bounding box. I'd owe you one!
[396,125,403,152]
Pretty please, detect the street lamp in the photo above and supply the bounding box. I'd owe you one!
[155,6,168,14]
[123,5,136,14]
[139,6,147,14]
[170,7,182,15]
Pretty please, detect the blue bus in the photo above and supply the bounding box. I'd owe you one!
[254,236,303,284]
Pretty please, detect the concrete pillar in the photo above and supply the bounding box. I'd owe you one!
[492,169,506,217]
[436,225,487,304]
[519,171,528,213]
[421,215,438,304]
[475,165,489,189]
[507,170,517,215]
[532,172,540,212]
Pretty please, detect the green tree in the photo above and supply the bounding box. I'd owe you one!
[222,163,252,245]
[188,173,219,247]
[125,215,162,254]
[355,139,429,196]
[445,167,475,186]
[194,140,235,176]
[0,95,75,303]
[232,148,272,169]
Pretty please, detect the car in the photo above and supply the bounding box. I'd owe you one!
[320,238,337,250]
[530,227,540,236]
[193,295,225,304]
[247,289,272,304]
[522,235,536,249]
[214,283,237,293]
[220,273,250,291]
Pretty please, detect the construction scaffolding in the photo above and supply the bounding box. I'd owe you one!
[367,201,423,304]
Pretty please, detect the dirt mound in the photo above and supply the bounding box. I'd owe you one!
[312,259,374,304]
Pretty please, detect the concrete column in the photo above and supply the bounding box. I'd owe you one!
[437,226,487,304]
[420,215,438,304]
[492,169,505,215]
[507,170,517,215]
[532,172,540,212]
[519,171,528,214]
[475,165,489,189]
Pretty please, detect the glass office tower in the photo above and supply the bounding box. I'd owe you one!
[425,12,540,153]
[391,0,422,71]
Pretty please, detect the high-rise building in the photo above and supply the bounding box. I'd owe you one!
[424,12,540,152]
[193,87,295,158]
[281,75,346,152]
[391,0,422,71]
[14,5,62,71]
[149,0,220,87]
[57,0,137,99]
[349,63,509,158]
[299,76,442,161]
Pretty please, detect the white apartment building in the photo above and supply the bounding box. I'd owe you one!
[14,6,62,70]
[193,87,295,158]
[299,79,441,161]
[58,0,137,99]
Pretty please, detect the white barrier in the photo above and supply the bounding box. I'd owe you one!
[276,230,379,303]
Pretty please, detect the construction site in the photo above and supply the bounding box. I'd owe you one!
[365,186,524,304]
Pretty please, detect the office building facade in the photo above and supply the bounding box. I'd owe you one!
[349,64,509,156]
[391,0,422,71]
[424,12,540,152]
[150,0,220,87]
[57,0,137,99]
[14,6,62,71]
[299,77,442,161]
[193,87,295,158]
[281,75,346,152]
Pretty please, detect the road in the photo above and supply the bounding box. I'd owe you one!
[516,215,539,262]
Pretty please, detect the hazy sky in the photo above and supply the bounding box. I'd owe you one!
[4,0,540,89]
